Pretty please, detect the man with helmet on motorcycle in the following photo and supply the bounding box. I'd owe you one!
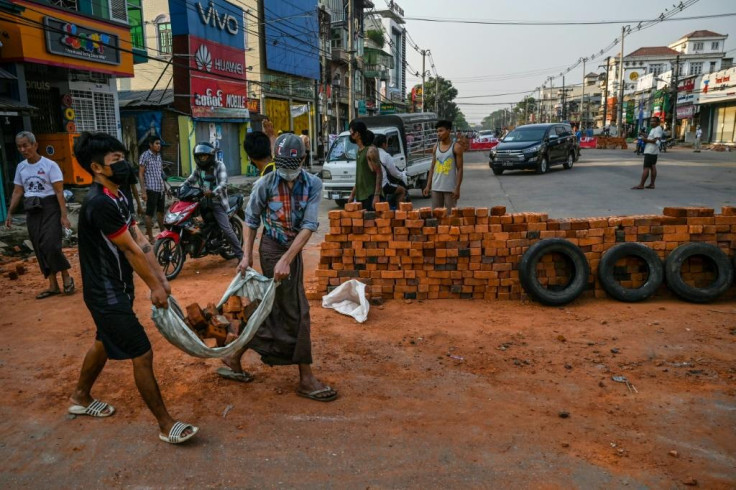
[182,142,243,261]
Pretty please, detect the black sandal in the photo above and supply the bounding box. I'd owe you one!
[36,290,61,299]
[64,278,75,295]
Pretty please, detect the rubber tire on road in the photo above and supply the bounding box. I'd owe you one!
[563,152,574,170]
[664,242,734,303]
[492,167,504,175]
[519,238,590,306]
[154,237,185,280]
[598,242,663,302]
[536,156,548,174]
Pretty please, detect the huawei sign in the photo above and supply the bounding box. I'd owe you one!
[193,42,244,75]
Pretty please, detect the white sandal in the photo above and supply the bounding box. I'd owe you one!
[68,399,115,418]
[159,421,199,444]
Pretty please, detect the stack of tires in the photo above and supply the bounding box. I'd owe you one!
[519,239,734,305]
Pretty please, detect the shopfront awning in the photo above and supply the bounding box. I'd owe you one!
[0,67,17,80]
[0,97,37,114]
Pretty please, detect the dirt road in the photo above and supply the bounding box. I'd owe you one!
[0,244,734,488]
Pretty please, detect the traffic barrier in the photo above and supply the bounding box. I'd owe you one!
[310,203,736,302]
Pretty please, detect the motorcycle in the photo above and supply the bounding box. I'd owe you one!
[154,177,245,280]
[659,138,675,152]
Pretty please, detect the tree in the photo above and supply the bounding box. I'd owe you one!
[481,109,509,130]
[513,97,537,124]
[453,110,470,130]
[408,76,459,121]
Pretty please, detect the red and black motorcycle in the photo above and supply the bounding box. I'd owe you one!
[154,180,245,280]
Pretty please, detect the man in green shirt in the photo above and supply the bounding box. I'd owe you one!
[348,120,382,211]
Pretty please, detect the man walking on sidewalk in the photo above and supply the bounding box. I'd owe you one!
[694,125,703,153]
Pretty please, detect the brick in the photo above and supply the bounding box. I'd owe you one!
[344,202,362,212]
[399,202,414,212]
[490,206,506,216]
[374,201,390,212]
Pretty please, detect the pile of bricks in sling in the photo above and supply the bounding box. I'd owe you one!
[313,202,736,301]
[185,296,260,346]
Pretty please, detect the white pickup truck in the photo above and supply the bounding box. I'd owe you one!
[321,113,438,207]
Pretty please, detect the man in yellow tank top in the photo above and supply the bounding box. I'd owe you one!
[423,120,464,209]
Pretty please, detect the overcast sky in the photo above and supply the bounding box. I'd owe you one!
[396,0,735,123]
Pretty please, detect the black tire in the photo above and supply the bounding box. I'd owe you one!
[492,167,504,175]
[219,217,244,260]
[154,237,185,280]
[335,199,347,208]
[519,238,590,306]
[664,243,734,303]
[536,156,548,174]
[563,152,574,170]
[598,242,663,302]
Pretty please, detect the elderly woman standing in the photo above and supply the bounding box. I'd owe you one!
[4,131,74,298]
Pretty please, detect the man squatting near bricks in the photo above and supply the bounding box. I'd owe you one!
[68,132,198,444]
[220,133,338,402]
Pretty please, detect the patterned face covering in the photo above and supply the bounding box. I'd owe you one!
[277,167,301,181]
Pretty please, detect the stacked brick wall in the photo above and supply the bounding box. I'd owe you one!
[315,202,736,301]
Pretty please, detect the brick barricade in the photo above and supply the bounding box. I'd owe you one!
[313,202,736,301]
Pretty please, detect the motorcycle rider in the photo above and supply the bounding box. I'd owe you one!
[182,142,243,261]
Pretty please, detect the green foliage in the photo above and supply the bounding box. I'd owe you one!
[408,76,460,121]
[454,110,470,130]
[365,30,385,49]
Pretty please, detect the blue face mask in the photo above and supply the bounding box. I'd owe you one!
[277,168,301,181]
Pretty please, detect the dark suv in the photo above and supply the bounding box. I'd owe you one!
[489,123,577,175]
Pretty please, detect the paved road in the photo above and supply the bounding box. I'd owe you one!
[319,147,736,219]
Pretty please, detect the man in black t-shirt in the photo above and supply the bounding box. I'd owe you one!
[69,132,198,445]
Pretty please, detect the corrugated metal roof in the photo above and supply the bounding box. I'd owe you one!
[0,97,37,112]
[118,89,174,108]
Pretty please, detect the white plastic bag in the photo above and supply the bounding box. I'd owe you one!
[151,268,277,358]
[321,279,370,323]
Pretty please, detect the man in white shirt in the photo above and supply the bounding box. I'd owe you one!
[694,125,703,153]
[632,116,664,190]
[373,134,407,207]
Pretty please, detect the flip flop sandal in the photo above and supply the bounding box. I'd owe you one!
[159,422,199,444]
[68,399,115,417]
[216,367,254,383]
[64,278,75,294]
[36,290,61,299]
[297,386,338,402]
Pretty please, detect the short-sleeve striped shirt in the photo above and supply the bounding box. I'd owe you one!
[139,150,165,192]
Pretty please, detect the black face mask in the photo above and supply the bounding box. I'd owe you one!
[108,160,131,186]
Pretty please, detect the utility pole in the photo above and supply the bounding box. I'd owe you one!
[319,6,329,155]
[434,76,439,116]
[617,25,627,136]
[347,0,354,122]
[561,75,566,121]
[538,85,542,123]
[602,56,610,128]
[581,57,587,129]
[421,49,427,112]
[671,54,680,138]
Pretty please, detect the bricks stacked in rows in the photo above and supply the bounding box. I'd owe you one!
[184,296,261,346]
[315,204,736,301]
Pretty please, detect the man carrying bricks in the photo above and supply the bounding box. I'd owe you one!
[348,120,383,211]
[632,116,664,190]
[69,132,198,444]
[423,120,464,209]
[225,133,337,402]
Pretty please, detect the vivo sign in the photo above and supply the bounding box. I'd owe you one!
[197,1,239,36]
[169,0,244,50]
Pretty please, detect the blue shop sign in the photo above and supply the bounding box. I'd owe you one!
[169,0,245,50]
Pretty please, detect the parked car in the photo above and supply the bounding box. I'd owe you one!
[489,123,577,175]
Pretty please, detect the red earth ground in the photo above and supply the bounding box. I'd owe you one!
[0,239,734,488]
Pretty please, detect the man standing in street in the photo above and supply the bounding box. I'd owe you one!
[139,136,166,242]
[70,132,198,444]
[423,120,464,209]
[694,125,703,153]
[221,133,337,403]
[348,120,382,211]
[632,116,664,190]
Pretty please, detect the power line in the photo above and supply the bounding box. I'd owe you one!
[401,11,735,26]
